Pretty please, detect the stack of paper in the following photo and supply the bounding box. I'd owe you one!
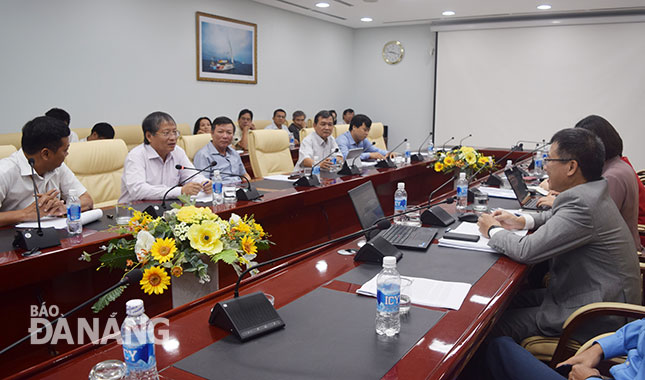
[478,186,516,199]
[16,209,104,230]
[263,174,297,182]
[438,222,527,253]
[357,275,472,310]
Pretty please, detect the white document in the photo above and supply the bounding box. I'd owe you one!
[357,275,472,310]
[263,174,297,182]
[438,222,527,253]
[477,186,517,199]
[193,192,213,203]
[16,209,104,230]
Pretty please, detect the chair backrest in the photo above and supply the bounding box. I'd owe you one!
[253,120,272,129]
[114,125,144,150]
[368,122,387,150]
[334,124,349,138]
[177,123,191,137]
[0,132,22,149]
[179,134,212,161]
[0,144,17,159]
[64,139,128,208]
[300,128,314,142]
[248,130,294,178]
[72,128,92,140]
[306,118,313,129]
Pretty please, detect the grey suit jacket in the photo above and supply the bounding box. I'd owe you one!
[489,179,641,337]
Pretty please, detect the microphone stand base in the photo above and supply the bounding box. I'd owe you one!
[484,174,502,187]
[337,161,361,176]
[13,228,60,251]
[354,235,402,264]
[209,292,285,342]
[375,159,396,168]
[236,187,262,201]
[293,175,320,187]
[410,153,425,162]
[420,206,456,227]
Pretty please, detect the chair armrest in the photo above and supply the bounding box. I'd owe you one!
[550,302,645,367]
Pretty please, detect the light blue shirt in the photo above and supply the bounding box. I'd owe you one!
[193,142,247,183]
[593,318,645,380]
[336,131,387,161]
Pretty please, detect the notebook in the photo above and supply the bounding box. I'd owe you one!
[505,167,548,210]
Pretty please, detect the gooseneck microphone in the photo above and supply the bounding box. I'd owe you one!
[13,158,61,251]
[160,162,217,209]
[479,144,525,186]
[440,136,455,152]
[0,269,143,355]
[376,138,407,168]
[411,131,433,162]
[293,148,339,187]
[455,133,472,149]
[373,196,455,226]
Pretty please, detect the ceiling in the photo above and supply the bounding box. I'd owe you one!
[251,0,645,28]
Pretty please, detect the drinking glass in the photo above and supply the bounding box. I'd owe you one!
[88,360,126,380]
[399,277,413,315]
[473,193,489,215]
[114,204,132,225]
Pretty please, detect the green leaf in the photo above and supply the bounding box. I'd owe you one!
[99,247,136,270]
[92,285,128,313]
[210,249,237,264]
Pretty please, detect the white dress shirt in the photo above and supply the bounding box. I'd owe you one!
[0,149,86,212]
[266,123,289,133]
[119,144,208,203]
[295,132,339,171]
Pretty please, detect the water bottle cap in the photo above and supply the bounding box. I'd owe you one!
[213,170,220,176]
[126,299,145,316]
[506,160,512,165]
[382,256,397,267]
[397,182,405,189]
[69,189,77,197]
[459,172,466,179]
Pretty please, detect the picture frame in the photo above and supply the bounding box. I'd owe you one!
[196,12,257,84]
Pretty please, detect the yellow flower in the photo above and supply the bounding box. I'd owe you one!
[460,146,475,154]
[434,162,444,172]
[464,151,477,165]
[234,222,251,234]
[140,266,170,295]
[444,156,455,166]
[176,206,200,223]
[128,210,153,232]
[478,156,489,165]
[171,266,183,277]
[187,220,223,255]
[150,237,177,263]
[241,234,257,256]
[253,222,265,238]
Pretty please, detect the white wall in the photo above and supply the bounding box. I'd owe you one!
[351,25,436,153]
[0,0,353,132]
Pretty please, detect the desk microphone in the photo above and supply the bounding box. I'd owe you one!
[421,176,460,227]
[13,158,61,251]
[376,138,407,168]
[454,133,472,149]
[338,142,376,176]
[439,136,455,152]
[0,269,143,355]
[293,148,339,187]
[209,220,392,342]
[511,140,541,151]
[479,144,524,187]
[158,162,217,210]
[372,196,455,227]
[217,171,261,201]
[411,131,433,162]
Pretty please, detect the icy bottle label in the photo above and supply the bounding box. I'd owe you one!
[377,288,400,313]
[456,185,468,197]
[212,182,223,194]
[394,198,406,211]
[67,204,81,221]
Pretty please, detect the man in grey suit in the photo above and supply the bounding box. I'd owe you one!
[478,128,640,343]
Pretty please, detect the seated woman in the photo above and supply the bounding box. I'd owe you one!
[193,117,212,135]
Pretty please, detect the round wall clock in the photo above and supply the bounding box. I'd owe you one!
[382,40,404,65]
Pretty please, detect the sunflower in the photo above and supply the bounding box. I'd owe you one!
[240,234,257,255]
[187,220,224,256]
[233,222,252,234]
[140,266,170,295]
[128,210,153,232]
[434,161,444,172]
[171,266,183,277]
[253,222,265,238]
[150,237,177,263]
[478,156,489,165]
[444,155,455,166]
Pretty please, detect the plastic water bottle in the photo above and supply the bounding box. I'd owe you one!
[288,132,295,148]
[312,155,321,177]
[533,151,544,176]
[404,142,411,164]
[456,172,468,214]
[426,141,434,159]
[211,170,223,205]
[66,189,82,235]
[376,256,401,336]
[121,299,158,380]
[502,160,513,188]
[394,182,407,224]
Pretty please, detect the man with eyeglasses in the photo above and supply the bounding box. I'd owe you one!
[119,111,212,203]
[194,116,250,183]
[476,128,640,346]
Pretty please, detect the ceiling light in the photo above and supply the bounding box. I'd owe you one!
[537,4,552,10]
[315,2,330,8]
[360,17,373,22]
[442,10,456,16]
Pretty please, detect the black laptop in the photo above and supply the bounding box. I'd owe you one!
[505,167,548,210]
[348,181,437,249]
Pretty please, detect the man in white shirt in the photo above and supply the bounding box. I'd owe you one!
[119,112,212,203]
[266,108,289,132]
[295,110,342,171]
[45,108,79,142]
[0,116,93,227]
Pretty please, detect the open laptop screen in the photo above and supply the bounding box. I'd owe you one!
[348,181,385,239]
[505,167,530,202]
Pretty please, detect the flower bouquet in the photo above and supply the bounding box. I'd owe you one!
[433,146,493,176]
[81,200,271,312]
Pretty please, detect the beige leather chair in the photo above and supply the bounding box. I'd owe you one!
[248,130,294,178]
[306,118,313,129]
[72,128,92,140]
[114,125,143,150]
[0,132,22,149]
[179,134,212,161]
[177,123,191,137]
[253,120,272,129]
[0,144,17,159]
[334,124,350,138]
[64,139,128,208]
[367,122,387,150]
[300,128,316,143]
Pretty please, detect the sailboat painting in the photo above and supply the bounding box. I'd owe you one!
[196,12,257,84]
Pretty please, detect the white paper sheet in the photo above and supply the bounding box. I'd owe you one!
[438,222,527,253]
[357,275,472,310]
[263,174,297,182]
[16,209,104,230]
[477,186,517,199]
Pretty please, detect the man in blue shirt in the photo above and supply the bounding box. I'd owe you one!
[487,318,645,379]
[193,116,249,183]
[336,114,392,161]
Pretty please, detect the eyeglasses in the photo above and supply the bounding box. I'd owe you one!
[158,130,180,137]
[544,157,574,163]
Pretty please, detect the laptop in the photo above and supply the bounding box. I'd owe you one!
[348,181,437,249]
[505,167,548,210]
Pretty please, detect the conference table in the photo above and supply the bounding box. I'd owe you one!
[0,148,529,379]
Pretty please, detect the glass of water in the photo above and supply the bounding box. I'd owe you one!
[114,204,132,225]
[223,184,237,204]
[88,360,126,380]
[399,277,413,315]
[473,193,489,215]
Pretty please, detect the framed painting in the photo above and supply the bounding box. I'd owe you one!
[196,12,257,84]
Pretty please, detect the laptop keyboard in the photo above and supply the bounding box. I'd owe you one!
[381,224,416,245]
[523,197,539,208]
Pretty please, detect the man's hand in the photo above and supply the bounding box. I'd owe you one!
[319,158,333,170]
[568,365,600,380]
[38,189,66,216]
[537,194,555,208]
[181,182,202,196]
[477,213,501,238]
[493,209,526,230]
[201,181,212,194]
[369,152,386,160]
[557,343,603,372]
